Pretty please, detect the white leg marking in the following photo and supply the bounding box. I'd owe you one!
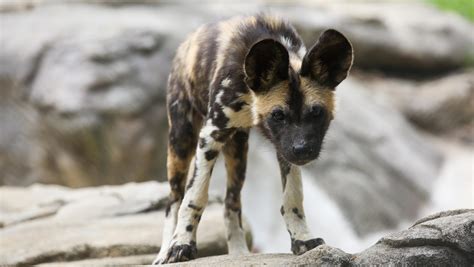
[153,201,180,263]
[225,209,249,255]
[173,124,223,244]
[281,165,312,241]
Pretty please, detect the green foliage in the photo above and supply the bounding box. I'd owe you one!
[428,0,474,21]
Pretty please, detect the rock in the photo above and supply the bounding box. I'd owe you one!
[0,4,194,186]
[356,70,474,143]
[170,247,352,267]
[353,209,473,265]
[400,71,474,138]
[0,77,38,186]
[3,1,474,74]
[154,209,473,266]
[38,254,157,266]
[291,245,352,266]
[0,182,252,265]
[1,183,470,266]
[384,209,474,259]
[39,248,351,267]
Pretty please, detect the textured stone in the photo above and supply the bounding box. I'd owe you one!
[1,182,469,266]
[354,209,474,266]
[0,182,252,265]
[162,210,474,266]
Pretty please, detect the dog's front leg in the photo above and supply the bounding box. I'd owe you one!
[156,123,234,264]
[277,154,325,255]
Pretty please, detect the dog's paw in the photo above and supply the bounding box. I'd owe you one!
[152,255,164,265]
[291,237,325,255]
[158,241,197,264]
[152,251,169,266]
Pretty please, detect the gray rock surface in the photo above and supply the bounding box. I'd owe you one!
[0,182,252,265]
[165,209,472,266]
[353,209,473,266]
[3,1,474,73]
[0,77,38,186]
[404,71,474,134]
[358,70,474,142]
[285,2,474,74]
[0,184,471,266]
[40,209,471,266]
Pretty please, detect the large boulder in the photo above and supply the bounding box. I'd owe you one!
[0,4,204,186]
[0,182,252,265]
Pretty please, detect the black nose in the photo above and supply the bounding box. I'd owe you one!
[292,143,311,157]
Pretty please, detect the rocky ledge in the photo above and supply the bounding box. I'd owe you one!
[166,209,473,266]
[0,182,252,266]
[1,182,472,266]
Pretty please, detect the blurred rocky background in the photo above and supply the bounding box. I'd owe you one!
[0,0,473,265]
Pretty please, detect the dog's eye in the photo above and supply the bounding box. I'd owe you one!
[310,106,324,117]
[271,109,285,121]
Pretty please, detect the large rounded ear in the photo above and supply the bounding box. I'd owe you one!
[244,39,289,93]
[300,29,353,88]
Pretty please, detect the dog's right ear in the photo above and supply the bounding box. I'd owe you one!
[300,29,353,89]
[244,39,289,93]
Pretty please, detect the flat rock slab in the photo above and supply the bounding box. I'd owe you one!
[0,182,251,265]
[39,254,157,266]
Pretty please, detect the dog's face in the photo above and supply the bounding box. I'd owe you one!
[244,30,353,165]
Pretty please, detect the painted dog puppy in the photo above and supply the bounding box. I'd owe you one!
[153,14,353,264]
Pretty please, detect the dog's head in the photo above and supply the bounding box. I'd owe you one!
[244,29,353,165]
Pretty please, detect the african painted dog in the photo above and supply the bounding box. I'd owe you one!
[153,14,353,264]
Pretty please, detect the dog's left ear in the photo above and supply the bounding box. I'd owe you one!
[300,29,353,88]
[244,39,289,93]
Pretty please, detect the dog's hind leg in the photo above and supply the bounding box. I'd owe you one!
[222,128,250,255]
